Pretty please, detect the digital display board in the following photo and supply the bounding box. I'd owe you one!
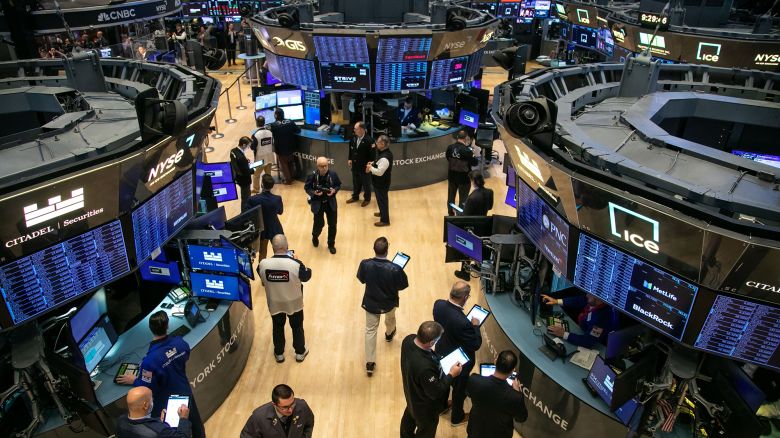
[597,27,615,56]
[0,219,130,326]
[319,62,371,91]
[376,36,432,63]
[190,271,239,301]
[132,172,194,264]
[574,233,699,340]
[516,178,570,277]
[719,243,780,305]
[183,2,208,16]
[200,162,233,185]
[470,2,498,16]
[429,56,469,89]
[686,290,780,371]
[466,48,485,81]
[313,35,370,63]
[639,11,669,30]
[637,31,674,58]
[497,3,520,17]
[572,25,597,49]
[446,222,484,263]
[264,52,319,90]
[375,62,428,92]
[188,244,239,274]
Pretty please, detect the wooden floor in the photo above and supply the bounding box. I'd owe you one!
[201,65,520,438]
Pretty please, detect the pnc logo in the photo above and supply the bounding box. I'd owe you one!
[24,188,85,228]
[97,9,136,22]
[148,149,185,183]
[608,202,660,254]
[203,251,223,262]
[205,279,224,289]
[272,37,306,52]
[542,214,567,245]
[696,42,721,63]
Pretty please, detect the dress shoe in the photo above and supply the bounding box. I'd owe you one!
[312,236,319,247]
[385,328,396,342]
[451,413,470,427]
[366,362,376,377]
[361,200,370,207]
[374,212,381,217]
[454,269,470,281]
[346,198,359,204]
[328,246,337,254]
[374,222,390,227]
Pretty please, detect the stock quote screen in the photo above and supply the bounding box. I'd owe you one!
[0,220,129,325]
[319,62,372,91]
[313,35,370,63]
[132,172,194,264]
[376,36,432,63]
[429,56,469,89]
[374,62,428,92]
[265,53,319,90]
[574,234,699,340]
[515,178,570,277]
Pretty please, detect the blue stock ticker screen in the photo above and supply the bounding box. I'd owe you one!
[313,35,370,63]
[515,178,570,277]
[266,52,319,90]
[574,234,698,341]
[429,56,469,89]
[132,172,194,264]
[0,220,130,326]
[375,62,428,92]
[376,36,432,63]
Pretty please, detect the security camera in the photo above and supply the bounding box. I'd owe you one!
[505,98,554,137]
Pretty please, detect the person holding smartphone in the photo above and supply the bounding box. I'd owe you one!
[466,350,528,438]
[116,386,191,438]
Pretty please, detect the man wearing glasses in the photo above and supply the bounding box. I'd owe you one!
[304,156,342,254]
[240,384,314,438]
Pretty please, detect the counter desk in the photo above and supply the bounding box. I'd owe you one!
[294,124,462,190]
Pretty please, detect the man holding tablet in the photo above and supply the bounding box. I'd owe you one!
[357,237,409,376]
[467,350,528,438]
[116,386,191,438]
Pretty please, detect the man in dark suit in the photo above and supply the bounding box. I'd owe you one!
[433,281,483,426]
[397,97,421,129]
[463,171,494,216]
[246,174,284,260]
[401,321,463,438]
[346,121,373,206]
[270,108,301,185]
[466,350,528,438]
[366,135,393,226]
[446,130,475,215]
[230,136,253,211]
[304,157,341,254]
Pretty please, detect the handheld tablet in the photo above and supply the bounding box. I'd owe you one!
[466,304,491,327]
[440,347,469,374]
[449,202,464,214]
[392,252,410,269]
[249,159,265,169]
[164,395,189,427]
[479,363,516,385]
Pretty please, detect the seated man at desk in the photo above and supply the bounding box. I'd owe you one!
[397,97,421,130]
[541,293,617,349]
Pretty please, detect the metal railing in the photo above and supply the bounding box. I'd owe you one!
[209,62,257,141]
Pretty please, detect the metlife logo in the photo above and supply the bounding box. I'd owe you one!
[696,42,721,63]
[97,9,136,23]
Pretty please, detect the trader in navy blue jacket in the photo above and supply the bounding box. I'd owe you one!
[541,293,617,348]
[247,173,284,260]
[397,97,421,129]
[433,280,483,426]
[117,311,205,438]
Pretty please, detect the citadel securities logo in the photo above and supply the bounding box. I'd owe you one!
[97,9,136,22]
[608,202,660,254]
[272,37,306,52]
[696,42,721,63]
[745,281,780,294]
[24,188,85,227]
[205,279,224,290]
[203,251,223,262]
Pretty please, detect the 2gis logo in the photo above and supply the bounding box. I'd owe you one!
[608,202,660,254]
[696,42,721,63]
[272,37,306,52]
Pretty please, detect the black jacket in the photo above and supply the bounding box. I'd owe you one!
[246,190,283,240]
[357,257,408,314]
[466,375,528,438]
[304,170,341,213]
[269,119,301,156]
[116,415,192,438]
[432,299,482,360]
[446,141,474,176]
[230,147,252,186]
[397,107,421,127]
[240,399,314,438]
[370,148,393,190]
[463,187,494,216]
[348,134,374,167]
[400,334,452,420]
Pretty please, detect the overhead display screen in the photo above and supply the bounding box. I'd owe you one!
[313,35,370,63]
[265,52,319,90]
[429,56,469,89]
[719,243,780,305]
[516,178,570,277]
[0,219,130,326]
[686,289,780,371]
[132,172,194,264]
[376,36,432,63]
[374,62,428,92]
[572,25,597,49]
[319,62,371,91]
[574,233,699,340]
[188,244,239,274]
[639,11,669,30]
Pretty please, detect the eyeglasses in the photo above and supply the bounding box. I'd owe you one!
[274,401,295,411]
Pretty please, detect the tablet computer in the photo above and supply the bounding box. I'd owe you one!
[249,159,265,169]
[449,202,464,214]
[466,304,491,327]
[392,251,410,269]
[164,395,189,427]
[440,347,469,374]
[479,363,516,385]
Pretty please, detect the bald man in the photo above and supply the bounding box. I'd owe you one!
[116,386,192,437]
[304,157,341,254]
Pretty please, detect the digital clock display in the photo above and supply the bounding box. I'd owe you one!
[639,12,669,30]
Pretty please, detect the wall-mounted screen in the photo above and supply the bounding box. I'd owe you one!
[319,62,372,91]
[199,162,233,185]
[211,182,238,203]
[574,233,699,341]
[139,259,182,285]
[313,35,370,63]
[265,52,319,90]
[376,36,432,63]
[375,62,428,92]
[188,244,239,274]
[190,271,239,300]
[516,178,570,277]
[429,56,469,89]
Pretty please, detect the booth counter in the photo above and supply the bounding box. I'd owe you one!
[294,124,462,190]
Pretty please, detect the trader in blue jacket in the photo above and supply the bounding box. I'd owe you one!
[117,311,205,438]
[541,293,617,348]
[247,173,284,260]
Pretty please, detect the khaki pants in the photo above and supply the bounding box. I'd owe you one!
[365,308,396,363]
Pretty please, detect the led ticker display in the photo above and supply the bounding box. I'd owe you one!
[183,2,208,16]
[575,234,699,340]
[313,35,370,63]
[319,62,371,91]
[516,178,570,277]
[375,62,428,92]
[0,220,130,326]
[265,52,318,90]
[376,36,432,63]
[639,11,669,30]
[207,0,238,16]
[429,56,469,89]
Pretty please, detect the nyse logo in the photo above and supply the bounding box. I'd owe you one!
[203,251,223,262]
[272,37,306,52]
[754,53,780,65]
[542,214,567,245]
[462,114,476,124]
[24,188,85,228]
[205,279,224,289]
[696,42,721,63]
[156,3,166,13]
[148,149,185,184]
[444,41,466,51]
[608,202,660,254]
[97,9,136,22]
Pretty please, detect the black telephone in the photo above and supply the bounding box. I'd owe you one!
[542,333,567,359]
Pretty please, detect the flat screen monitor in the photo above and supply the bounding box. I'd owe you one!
[255,108,276,123]
[224,203,263,232]
[140,259,182,285]
[375,62,428,92]
[313,35,370,63]
[446,222,484,263]
[211,182,238,203]
[505,186,517,208]
[188,244,239,274]
[256,93,276,110]
[516,178,570,277]
[220,236,254,280]
[429,56,469,89]
[605,324,645,360]
[70,289,107,343]
[276,89,302,106]
[611,352,657,410]
[319,62,372,91]
[376,36,432,63]
[190,271,239,301]
[305,106,321,125]
[238,275,252,310]
[279,104,304,121]
[506,165,516,188]
[731,150,780,169]
[701,371,764,438]
[458,109,479,129]
[78,315,118,374]
[572,25,598,49]
[200,162,234,185]
[186,206,227,231]
[586,355,616,407]
[265,52,319,90]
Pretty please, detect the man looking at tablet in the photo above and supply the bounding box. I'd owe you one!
[357,237,409,376]
[466,350,528,437]
[240,384,314,438]
[116,386,191,438]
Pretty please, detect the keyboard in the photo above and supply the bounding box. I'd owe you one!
[170,325,191,337]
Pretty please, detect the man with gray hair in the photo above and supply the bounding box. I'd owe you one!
[365,135,393,227]
[258,234,313,363]
[304,156,342,254]
[433,281,483,426]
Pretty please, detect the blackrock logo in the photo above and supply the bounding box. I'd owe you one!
[608,202,660,254]
[97,9,136,22]
[696,42,721,63]
[205,279,224,289]
[203,251,223,262]
[24,188,84,228]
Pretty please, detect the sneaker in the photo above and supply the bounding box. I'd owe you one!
[346,198,359,204]
[451,413,470,427]
[295,348,309,362]
[312,236,319,247]
[361,200,370,207]
[366,362,376,376]
[274,354,285,363]
[385,329,396,342]
[328,246,336,254]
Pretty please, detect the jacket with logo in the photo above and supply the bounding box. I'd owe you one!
[258,255,312,315]
[240,399,314,438]
[134,336,192,419]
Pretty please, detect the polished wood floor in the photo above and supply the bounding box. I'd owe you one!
[201,65,521,437]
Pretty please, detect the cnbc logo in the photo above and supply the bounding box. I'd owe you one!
[696,42,721,63]
[97,9,136,22]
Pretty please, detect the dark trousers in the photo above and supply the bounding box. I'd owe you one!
[277,153,295,183]
[189,397,206,438]
[239,184,250,212]
[375,186,389,223]
[350,167,372,201]
[447,174,470,214]
[312,202,337,246]
[271,310,305,355]
[227,48,236,65]
[400,407,438,438]
[449,361,474,423]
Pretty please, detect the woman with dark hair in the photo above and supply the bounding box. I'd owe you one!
[462,170,494,216]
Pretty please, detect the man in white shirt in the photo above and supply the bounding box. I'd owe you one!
[251,115,274,193]
[366,135,393,227]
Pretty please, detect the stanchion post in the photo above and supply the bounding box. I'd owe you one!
[236,80,247,110]
[225,91,237,124]
[210,117,224,140]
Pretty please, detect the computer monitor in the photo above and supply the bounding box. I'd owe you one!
[199,162,234,185]
[279,104,304,121]
[255,108,276,122]
[224,203,264,233]
[459,109,479,129]
[220,236,254,280]
[505,186,517,208]
[442,216,493,242]
[70,289,107,343]
[187,244,239,274]
[140,259,182,285]
[587,355,617,408]
[276,89,302,106]
[256,93,277,110]
[238,275,252,310]
[186,206,227,231]
[305,106,321,125]
[78,315,118,374]
[605,324,645,360]
[446,222,484,263]
[211,182,239,203]
[190,272,240,301]
[611,351,658,410]
[266,70,282,86]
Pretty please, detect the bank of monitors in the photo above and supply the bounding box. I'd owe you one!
[276,89,302,106]
[375,62,428,92]
[313,35,370,63]
[515,178,571,277]
[429,56,469,89]
[319,62,372,91]
[376,36,432,63]
[497,2,520,17]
